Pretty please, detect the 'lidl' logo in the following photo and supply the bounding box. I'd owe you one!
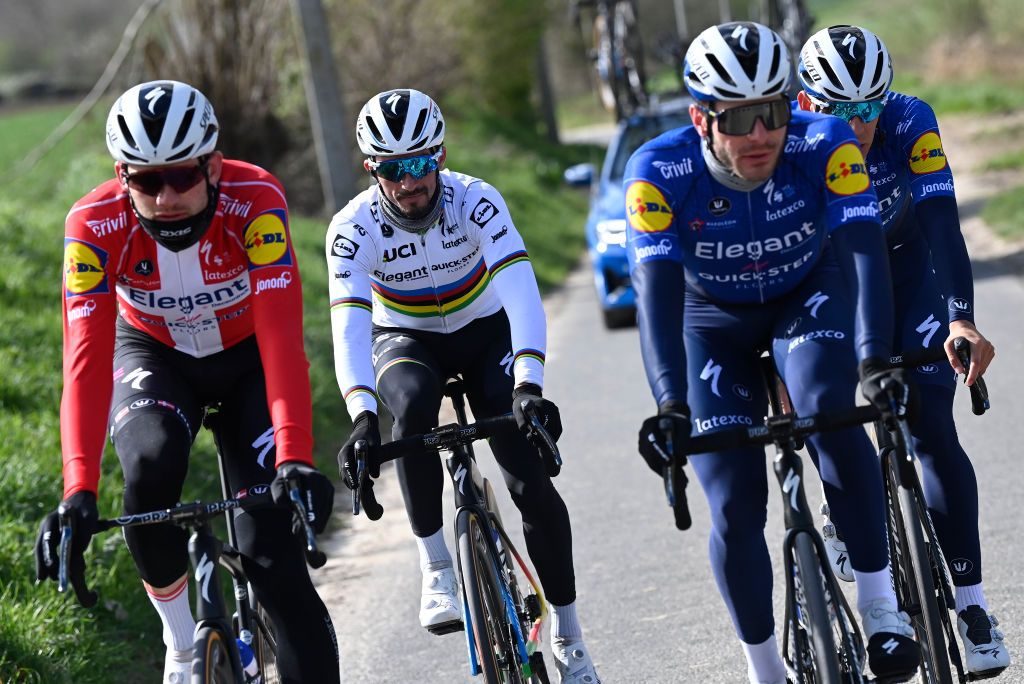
[825,143,870,196]
[63,239,109,296]
[244,210,291,268]
[626,181,674,233]
[908,131,947,175]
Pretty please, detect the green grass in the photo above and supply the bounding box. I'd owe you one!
[981,149,1024,172]
[0,103,593,681]
[981,185,1024,241]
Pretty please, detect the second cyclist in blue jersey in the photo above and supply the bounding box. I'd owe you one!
[796,25,1010,677]
[627,22,920,683]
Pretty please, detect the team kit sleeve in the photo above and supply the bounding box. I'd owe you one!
[899,100,974,323]
[623,147,688,409]
[468,182,547,389]
[244,178,314,467]
[818,119,894,362]
[60,206,121,497]
[326,212,380,418]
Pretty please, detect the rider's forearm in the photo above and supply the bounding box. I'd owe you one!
[489,259,547,389]
[915,195,975,324]
[830,221,895,362]
[633,260,687,407]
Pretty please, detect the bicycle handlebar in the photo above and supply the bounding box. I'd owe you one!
[58,484,326,605]
[351,413,562,518]
[889,336,989,415]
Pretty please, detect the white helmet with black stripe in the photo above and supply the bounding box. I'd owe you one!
[798,25,893,102]
[356,89,446,157]
[105,80,219,166]
[683,22,791,102]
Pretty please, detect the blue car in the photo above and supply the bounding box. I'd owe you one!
[565,99,692,328]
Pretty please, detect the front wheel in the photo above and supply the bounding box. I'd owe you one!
[457,509,525,684]
[193,625,240,684]
[790,531,842,682]
[885,451,954,684]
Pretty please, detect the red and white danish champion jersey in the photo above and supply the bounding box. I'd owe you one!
[61,160,313,496]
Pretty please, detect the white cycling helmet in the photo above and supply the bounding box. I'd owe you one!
[684,22,791,102]
[356,89,445,157]
[798,25,893,102]
[105,80,219,166]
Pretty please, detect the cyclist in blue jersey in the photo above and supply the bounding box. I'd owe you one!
[797,25,1010,677]
[627,22,921,683]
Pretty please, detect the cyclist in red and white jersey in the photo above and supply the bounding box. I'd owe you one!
[33,80,340,684]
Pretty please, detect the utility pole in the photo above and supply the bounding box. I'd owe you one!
[291,0,356,215]
[673,0,689,44]
[536,35,560,144]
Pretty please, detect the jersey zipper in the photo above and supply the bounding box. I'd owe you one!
[418,231,448,333]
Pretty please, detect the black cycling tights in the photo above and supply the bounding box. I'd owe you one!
[373,312,577,606]
[110,327,339,683]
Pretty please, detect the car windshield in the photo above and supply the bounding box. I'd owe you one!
[610,113,691,181]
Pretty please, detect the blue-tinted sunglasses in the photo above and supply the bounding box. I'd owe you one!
[810,95,886,123]
[367,150,442,182]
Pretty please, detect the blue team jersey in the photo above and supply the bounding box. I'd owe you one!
[868,91,957,246]
[624,110,881,304]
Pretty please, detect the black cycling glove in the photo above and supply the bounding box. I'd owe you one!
[338,411,383,520]
[637,401,691,477]
[859,357,917,422]
[512,383,563,442]
[35,490,99,605]
[271,462,335,535]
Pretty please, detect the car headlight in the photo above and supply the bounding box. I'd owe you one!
[595,219,627,247]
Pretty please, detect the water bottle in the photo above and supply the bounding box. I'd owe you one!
[236,635,260,682]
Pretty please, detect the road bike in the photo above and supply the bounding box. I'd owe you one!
[873,339,990,684]
[57,407,326,684]
[352,377,559,684]
[571,0,648,120]
[655,352,880,682]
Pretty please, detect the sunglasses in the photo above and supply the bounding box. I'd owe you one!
[123,163,207,197]
[810,96,886,123]
[703,98,792,136]
[367,151,442,182]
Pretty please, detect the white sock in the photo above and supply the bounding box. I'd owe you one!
[854,567,897,615]
[550,601,582,645]
[955,583,988,613]
[741,633,787,683]
[145,576,195,652]
[416,528,452,570]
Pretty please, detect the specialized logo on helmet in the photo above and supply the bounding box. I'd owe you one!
[825,143,870,195]
[143,86,167,115]
[244,210,291,268]
[626,181,673,232]
[64,239,109,296]
[909,132,947,175]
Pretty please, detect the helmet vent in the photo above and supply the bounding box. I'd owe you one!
[769,45,781,83]
[366,118,386,146]
[410,109,427,141]
[818,59,842,91]
[173,108,195,148]
[706,54,738,87]
[117,115,139,151]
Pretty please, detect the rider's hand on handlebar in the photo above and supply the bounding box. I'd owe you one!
[271,462,335,535]
[859,358,917,422]
[512,383,563,442]
[339,411,381,489]
[945,321,994,386]
[34,491,98,597]
[638,402,691,477]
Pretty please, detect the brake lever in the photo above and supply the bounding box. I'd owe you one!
[352,439,367,516]
[953,336,990,415]
[286,482,327,569]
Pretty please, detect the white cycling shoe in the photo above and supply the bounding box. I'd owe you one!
[551,640,601,684]
[419,564,463,634]
[958,605,1011,678]
[164,647,191,684]
[820,501,854,582]
[861,597,921,681]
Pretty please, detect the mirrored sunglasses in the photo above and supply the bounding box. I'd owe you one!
[123,164,207,196]
[704,98,792,136]
[367,151,442,182]
[812,97,886,123]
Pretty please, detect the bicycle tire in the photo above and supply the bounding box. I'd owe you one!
[885,453,954,684]
[194,625,240,684]
[592,14,619,115]
[792,531,842,682]
[458,509,524,684]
